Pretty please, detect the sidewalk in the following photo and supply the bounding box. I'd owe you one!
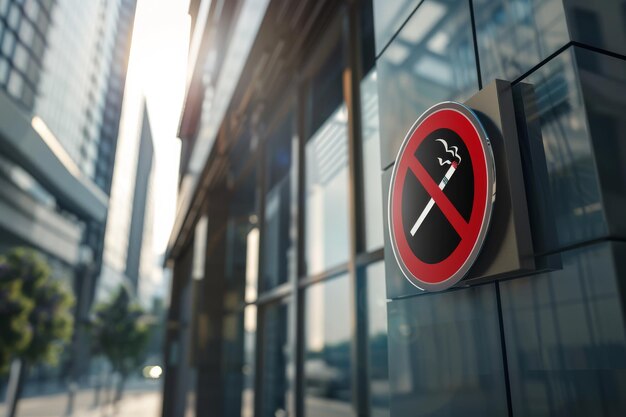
[0,388,161,417]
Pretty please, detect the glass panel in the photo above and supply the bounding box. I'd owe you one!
[261,115,293,291]
[304,274,353,417]
[372,0,422,55]
[514,47,607,253]
[360,0,376,74]
[189,0,270,177]
[307,43,344,139]
[0,0,8,15]
[304,105,350,275]
[365,261,389,417]
[360,69,384,251]
[0,57,9,84]
[245,227,259,303]
[574,47,626,239]
[381,167,427,300]
[473,0,568,83]
[500,242,626,417]
[226,168,260,307]
[229,125,256,180]
[564,1,626,58]
[223,312,245,417]
[259,301,289,417]
[377,0,479,168]
[387,284,508,417]
[241,305,257,417]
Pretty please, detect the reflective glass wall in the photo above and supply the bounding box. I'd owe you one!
[374,0,626,416]
[171,2,390,417]
[167,1,626,417]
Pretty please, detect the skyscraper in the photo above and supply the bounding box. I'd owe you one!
[99,100,155,300]
[0,0,137,383]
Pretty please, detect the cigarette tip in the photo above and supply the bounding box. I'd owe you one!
[452,161,459,169]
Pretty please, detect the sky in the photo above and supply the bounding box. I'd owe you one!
[121,0,190,255]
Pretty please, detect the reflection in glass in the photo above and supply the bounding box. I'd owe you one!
[260,301,289,417]
[360,70,384,251]
[190,0,270,175]
[365,262,389,417]
[377,0,478,167]
[305,106,350,275]
[473,0,568,83]
[565,1,626,57]
[573,47,626,239]
[372,0,421,54]
[222,312,244,417]
[387,284,507,417]
[245,228,259,303]
[226,169,259,308]
[241,305,257,417]
[304,275,353,417]
[500,242,626,417]
[515,48,606,252]
[262,116,293,291]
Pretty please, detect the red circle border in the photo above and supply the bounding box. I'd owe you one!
[389,104,493,288]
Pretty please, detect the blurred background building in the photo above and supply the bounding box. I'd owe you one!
[0,0,137,391]
[98,100,155,302]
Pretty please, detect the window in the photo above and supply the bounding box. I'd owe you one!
[13,43,27,71]
[2,30,15,55]
[473,0,569,82]
[377,0,479,167]
[180,4,389,417]
[261,114,294,291]
[18,19,34,45]
[0,57,9,84]
[241,305,257,417]
[304,274,352,417]
[0,0,10,16]
[21,83,34,108]
[7,70,23,98]
[259,300,290,417]
[364,262,389,416]
[8,4,20,29]
[24,0,39,21]
[304,105,350,275]
[360,69,384,250]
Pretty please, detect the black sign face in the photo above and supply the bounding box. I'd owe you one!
[388,102,496,291]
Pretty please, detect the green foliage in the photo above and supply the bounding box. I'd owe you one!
[0,272,33,373]
[21,279,75,365]
[0,248,74,373]
[92,287,151,377]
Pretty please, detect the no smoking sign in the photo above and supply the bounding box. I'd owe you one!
[388,101,496,291]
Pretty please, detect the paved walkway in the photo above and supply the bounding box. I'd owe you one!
[0,388,161,417]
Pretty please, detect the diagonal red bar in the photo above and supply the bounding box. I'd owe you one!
[406,157,469,237]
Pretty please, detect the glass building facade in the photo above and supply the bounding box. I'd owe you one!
[0,0,138,399]
[165,1,626,417]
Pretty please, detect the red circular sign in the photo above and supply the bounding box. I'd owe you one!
[388,101,495,291]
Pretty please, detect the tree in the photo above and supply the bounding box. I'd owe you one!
[0,263,33,373]
[92,286,151,404]
[0,248,74,417]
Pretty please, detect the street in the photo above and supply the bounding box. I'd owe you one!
[0,387,161,417]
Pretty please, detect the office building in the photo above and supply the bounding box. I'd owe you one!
[99,101,155,300]
[0,0,137,384]
[164,1,626,417]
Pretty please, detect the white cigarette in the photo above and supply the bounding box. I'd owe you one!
[410,161,458,236]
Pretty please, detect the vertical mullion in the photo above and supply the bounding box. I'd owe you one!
[342,2,369,417]
[253,143,267,417]
[468,0,483,89]
[289,84,307,417]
